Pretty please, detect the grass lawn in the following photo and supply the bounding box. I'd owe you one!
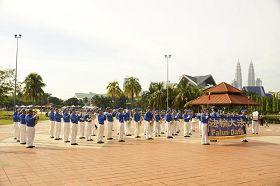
[0,110,49,125]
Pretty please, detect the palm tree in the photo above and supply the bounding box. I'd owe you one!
[23,73,46,105]
[173,76,202,109]
[124,77,142,102]
[148,82,165,110]
[106,81,123,102]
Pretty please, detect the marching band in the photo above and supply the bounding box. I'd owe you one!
[11,107,260,148]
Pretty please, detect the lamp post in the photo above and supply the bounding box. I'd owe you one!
[14,34,21,111]
[164,54,171,110]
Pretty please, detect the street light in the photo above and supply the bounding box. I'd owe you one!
[14,34,22,111]
[164,54,171,110]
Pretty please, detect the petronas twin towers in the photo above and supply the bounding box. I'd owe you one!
[232,60,260,90]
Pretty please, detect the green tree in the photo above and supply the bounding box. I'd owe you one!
[23,73,46,105]
[49,96,64,106]
[91,95,112,108]
[64,97,79,106]
[0,68,15,104]
[147,82,166,110]
[106,81,123,103]
[173,76,202,109]
[83,97,89,106]
[124,77,142,102]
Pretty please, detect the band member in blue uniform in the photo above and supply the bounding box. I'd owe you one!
[49,108,55,138]
[106,108,114,140]
[70,110,80,145]
[183,110,191,137]
[25,109,36,148]
[85,110,93,141]
[154,111,161,137]
[63,109,71,143]
[165,110,173,139]
[175,110,183,134]
[117,108,125,142]
[79,111,86,139]
[19,109,27,144]
[144,107,154,140]
[133,109,141,138]
[201,109,210,145]
[124,110,132,136]
[54,108,63,140]
[12,109,20,141]
[97,110,106,143]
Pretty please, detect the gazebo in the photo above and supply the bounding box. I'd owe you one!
[187,82,257,106]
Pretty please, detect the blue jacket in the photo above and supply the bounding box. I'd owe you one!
[49,112,55,121]
[183,114,191,122]
[118,113,125,123]
[200,114,209,124]
[106,113,113,122]
[144,111,153,122]
[20,114,26,124]
[124,112,130,121]
[70,114,79,124]
[13,112,20,122]
[54,112,62,122]
[25,114,35,127]
[177,113,183,120]
[63,113,70,122]
[133,112,141,122]
[98,114,106,125]
[165,114,173,122]
[155,115,161,122]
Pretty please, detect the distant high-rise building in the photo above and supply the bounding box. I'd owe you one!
[231,80,238,89]
[231,60,242,90]
[248,61,255,86]
[256,78,262,86]
[235,60,242,89]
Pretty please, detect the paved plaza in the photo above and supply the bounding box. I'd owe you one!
[0,121,280,186]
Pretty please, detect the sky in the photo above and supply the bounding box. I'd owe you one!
[0,0,280,99]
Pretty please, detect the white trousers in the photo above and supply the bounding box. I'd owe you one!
[134,121,140,137]
[199,121,202,135]
[191,120,195,132]
[50,121,55,137]
[118,122,125,141]
[20,124,26,143]
[184,122,191,136]
[55,122,61,139]
[79,122,85,137]
[252,121,259,133]
[26,126,35,147]
[171,122,176,135]
[166,122,172,137]
[14,122,20,139]
[107,122,113,138]
[160,121,165,133]
[91,121,96,136]
[97,124,104,142]
[146,121,153,139]
[125,121,131,135]
[201,124,209,144]
[154,121,161,136]
[70,123,78,144]
[63,122,70,141]
[86,121,93,140]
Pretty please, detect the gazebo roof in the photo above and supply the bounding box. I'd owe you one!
[187,82,257,106]
[205,82,241,94]
[187,94,257,106]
